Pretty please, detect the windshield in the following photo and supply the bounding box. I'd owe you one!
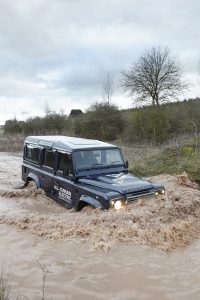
[74,148,124,171]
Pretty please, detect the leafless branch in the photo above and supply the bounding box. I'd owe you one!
[122,46,187,107]
[36,259,51,300]
[102,73,114,105]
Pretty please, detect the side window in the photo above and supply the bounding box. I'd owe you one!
[58,152,73,176]
[25,144,40,163]
[43,149,55,168]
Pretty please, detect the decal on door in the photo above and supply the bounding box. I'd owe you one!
[54,184,72,203]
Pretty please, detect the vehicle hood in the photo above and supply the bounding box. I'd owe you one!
[78,173,154,195]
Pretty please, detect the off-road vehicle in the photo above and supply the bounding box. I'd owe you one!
[22,136,165,211]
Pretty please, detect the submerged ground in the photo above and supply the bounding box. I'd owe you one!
[0,152,200,299]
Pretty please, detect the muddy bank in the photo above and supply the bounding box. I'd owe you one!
[0,153,200,252]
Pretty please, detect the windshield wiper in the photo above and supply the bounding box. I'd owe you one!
[77,163,123,172]
[110,160,121,164]
[77,164,103,171]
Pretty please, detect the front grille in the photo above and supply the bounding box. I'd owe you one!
[126,189,155,201]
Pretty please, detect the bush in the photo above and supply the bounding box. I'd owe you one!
[122,98,200,144]
[4,112,70,136]
[74,102,125,141]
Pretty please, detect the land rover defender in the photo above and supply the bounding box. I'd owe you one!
[22,136,165,211]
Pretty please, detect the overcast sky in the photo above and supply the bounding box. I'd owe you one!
[0,0,200,124]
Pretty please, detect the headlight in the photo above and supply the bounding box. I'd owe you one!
[114,200,123,210]
[155,189,165,195]
[110,199,124,210]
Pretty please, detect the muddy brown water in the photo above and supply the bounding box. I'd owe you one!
[0,152,200,299]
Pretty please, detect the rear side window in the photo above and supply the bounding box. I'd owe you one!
[58,152,73,176]
[58,152,71,170]
[25,144,40,163]
[43,149,55,168]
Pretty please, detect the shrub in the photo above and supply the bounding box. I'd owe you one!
[74,102,125,141]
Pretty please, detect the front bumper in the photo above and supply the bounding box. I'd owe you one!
[110,188,165,209]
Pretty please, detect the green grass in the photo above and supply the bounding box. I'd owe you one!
[119,138,200,182]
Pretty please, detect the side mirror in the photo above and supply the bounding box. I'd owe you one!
[125,159,129,169]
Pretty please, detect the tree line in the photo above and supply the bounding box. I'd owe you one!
[4,98,200,144]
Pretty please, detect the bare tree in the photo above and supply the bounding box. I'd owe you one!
[102,73,114,105]
[43,100,54,116]
[36,259,51,300]
[122,46,186,107]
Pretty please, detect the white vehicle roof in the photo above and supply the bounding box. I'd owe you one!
[24,136,117,152]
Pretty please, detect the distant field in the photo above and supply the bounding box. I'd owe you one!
[0,136,24,152]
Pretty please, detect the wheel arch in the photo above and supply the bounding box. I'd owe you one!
[77,195,102,211]
[26,173,41,188]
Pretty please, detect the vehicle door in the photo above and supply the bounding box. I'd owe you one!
[39,148,55,196]
[53,151,74,208]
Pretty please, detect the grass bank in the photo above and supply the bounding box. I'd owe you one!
[120,138,200,182]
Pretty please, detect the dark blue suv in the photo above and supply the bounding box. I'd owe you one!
[22,136,165,211]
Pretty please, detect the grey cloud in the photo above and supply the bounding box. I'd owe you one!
[0,0,200,124]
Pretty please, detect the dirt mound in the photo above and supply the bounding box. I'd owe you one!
[177,172,199,189]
